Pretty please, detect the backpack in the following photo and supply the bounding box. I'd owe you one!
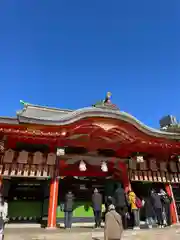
[135,197,142,209]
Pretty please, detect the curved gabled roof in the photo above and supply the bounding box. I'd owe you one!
[16,103,180,140]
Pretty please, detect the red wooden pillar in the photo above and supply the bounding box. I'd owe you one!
[47,178,59,228]
[165,184,178,224]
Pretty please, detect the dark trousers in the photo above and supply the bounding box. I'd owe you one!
[155,208,163,226]
[0,219,4,240]
[115,206,128,229]
[164,204,171,226]
[64,211,72,229]
[94,210,101,227]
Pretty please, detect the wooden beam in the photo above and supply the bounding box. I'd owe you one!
[60,154,128,163]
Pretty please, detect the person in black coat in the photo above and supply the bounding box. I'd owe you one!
[144,194,155,228]
[64,191,74,229]
[113,185,128,229]
[92,188,102,228]
[151,189,164,228]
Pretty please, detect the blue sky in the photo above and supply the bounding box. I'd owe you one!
[0,1,180,128]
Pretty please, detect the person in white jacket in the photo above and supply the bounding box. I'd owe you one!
[0,194,8,240]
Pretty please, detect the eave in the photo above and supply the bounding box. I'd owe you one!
[16,106,180,140]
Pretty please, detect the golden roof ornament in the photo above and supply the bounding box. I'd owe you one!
[92,92,119,111]
[104,92,112,103]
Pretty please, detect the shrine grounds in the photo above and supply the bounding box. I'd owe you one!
[3,224,180,240]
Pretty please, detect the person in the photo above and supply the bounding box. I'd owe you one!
[114,185,128,229]
[92,188,102,228]
[128,190,141,230]
[104,204,123,240]
[105,196,114,210]
[64,191,74,229]
[144,194,155,229]
[0,195,8,240]
[151,189,164,228]
[159,189,172,227]
[103,196,114,222]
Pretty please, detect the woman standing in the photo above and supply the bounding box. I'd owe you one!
[128,190,141,230]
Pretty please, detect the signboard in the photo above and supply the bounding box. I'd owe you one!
[3,164,10,176]
[10,164,17,176]
[17,164,23,176]
[37,166,42,177]
[129,159,180,183]
[29,165,36,177]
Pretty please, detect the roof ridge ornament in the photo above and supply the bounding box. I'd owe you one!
[20,100,29,107]
[92,92,119,111]
[104,92,112,104]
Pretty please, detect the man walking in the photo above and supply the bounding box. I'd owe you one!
[64,191,74,229]
[151,189,164,228]
[92,188,102,228]
[159,189,172,226]
[114,184,128,229]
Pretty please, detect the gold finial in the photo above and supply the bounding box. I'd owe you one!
[106,92,112,98]
[104,92,112,103]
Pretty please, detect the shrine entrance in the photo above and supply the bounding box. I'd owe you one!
[56,176,118,223]
[131,182,165,198]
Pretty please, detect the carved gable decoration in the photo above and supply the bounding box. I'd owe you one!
[129,159,137,170]
[149,158,158,171]
[169,161,178,172]
[160,162,168,172]
[3,149,15,163]
[47,153,56,165]
[32,152,43,165]
[17,151,29,164]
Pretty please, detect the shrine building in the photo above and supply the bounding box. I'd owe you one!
[0,93,180,227]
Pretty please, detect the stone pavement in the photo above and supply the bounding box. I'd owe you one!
[3,225,180,240]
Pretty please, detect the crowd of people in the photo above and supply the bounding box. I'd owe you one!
[0,185,173,240]
[63,185,173,239]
